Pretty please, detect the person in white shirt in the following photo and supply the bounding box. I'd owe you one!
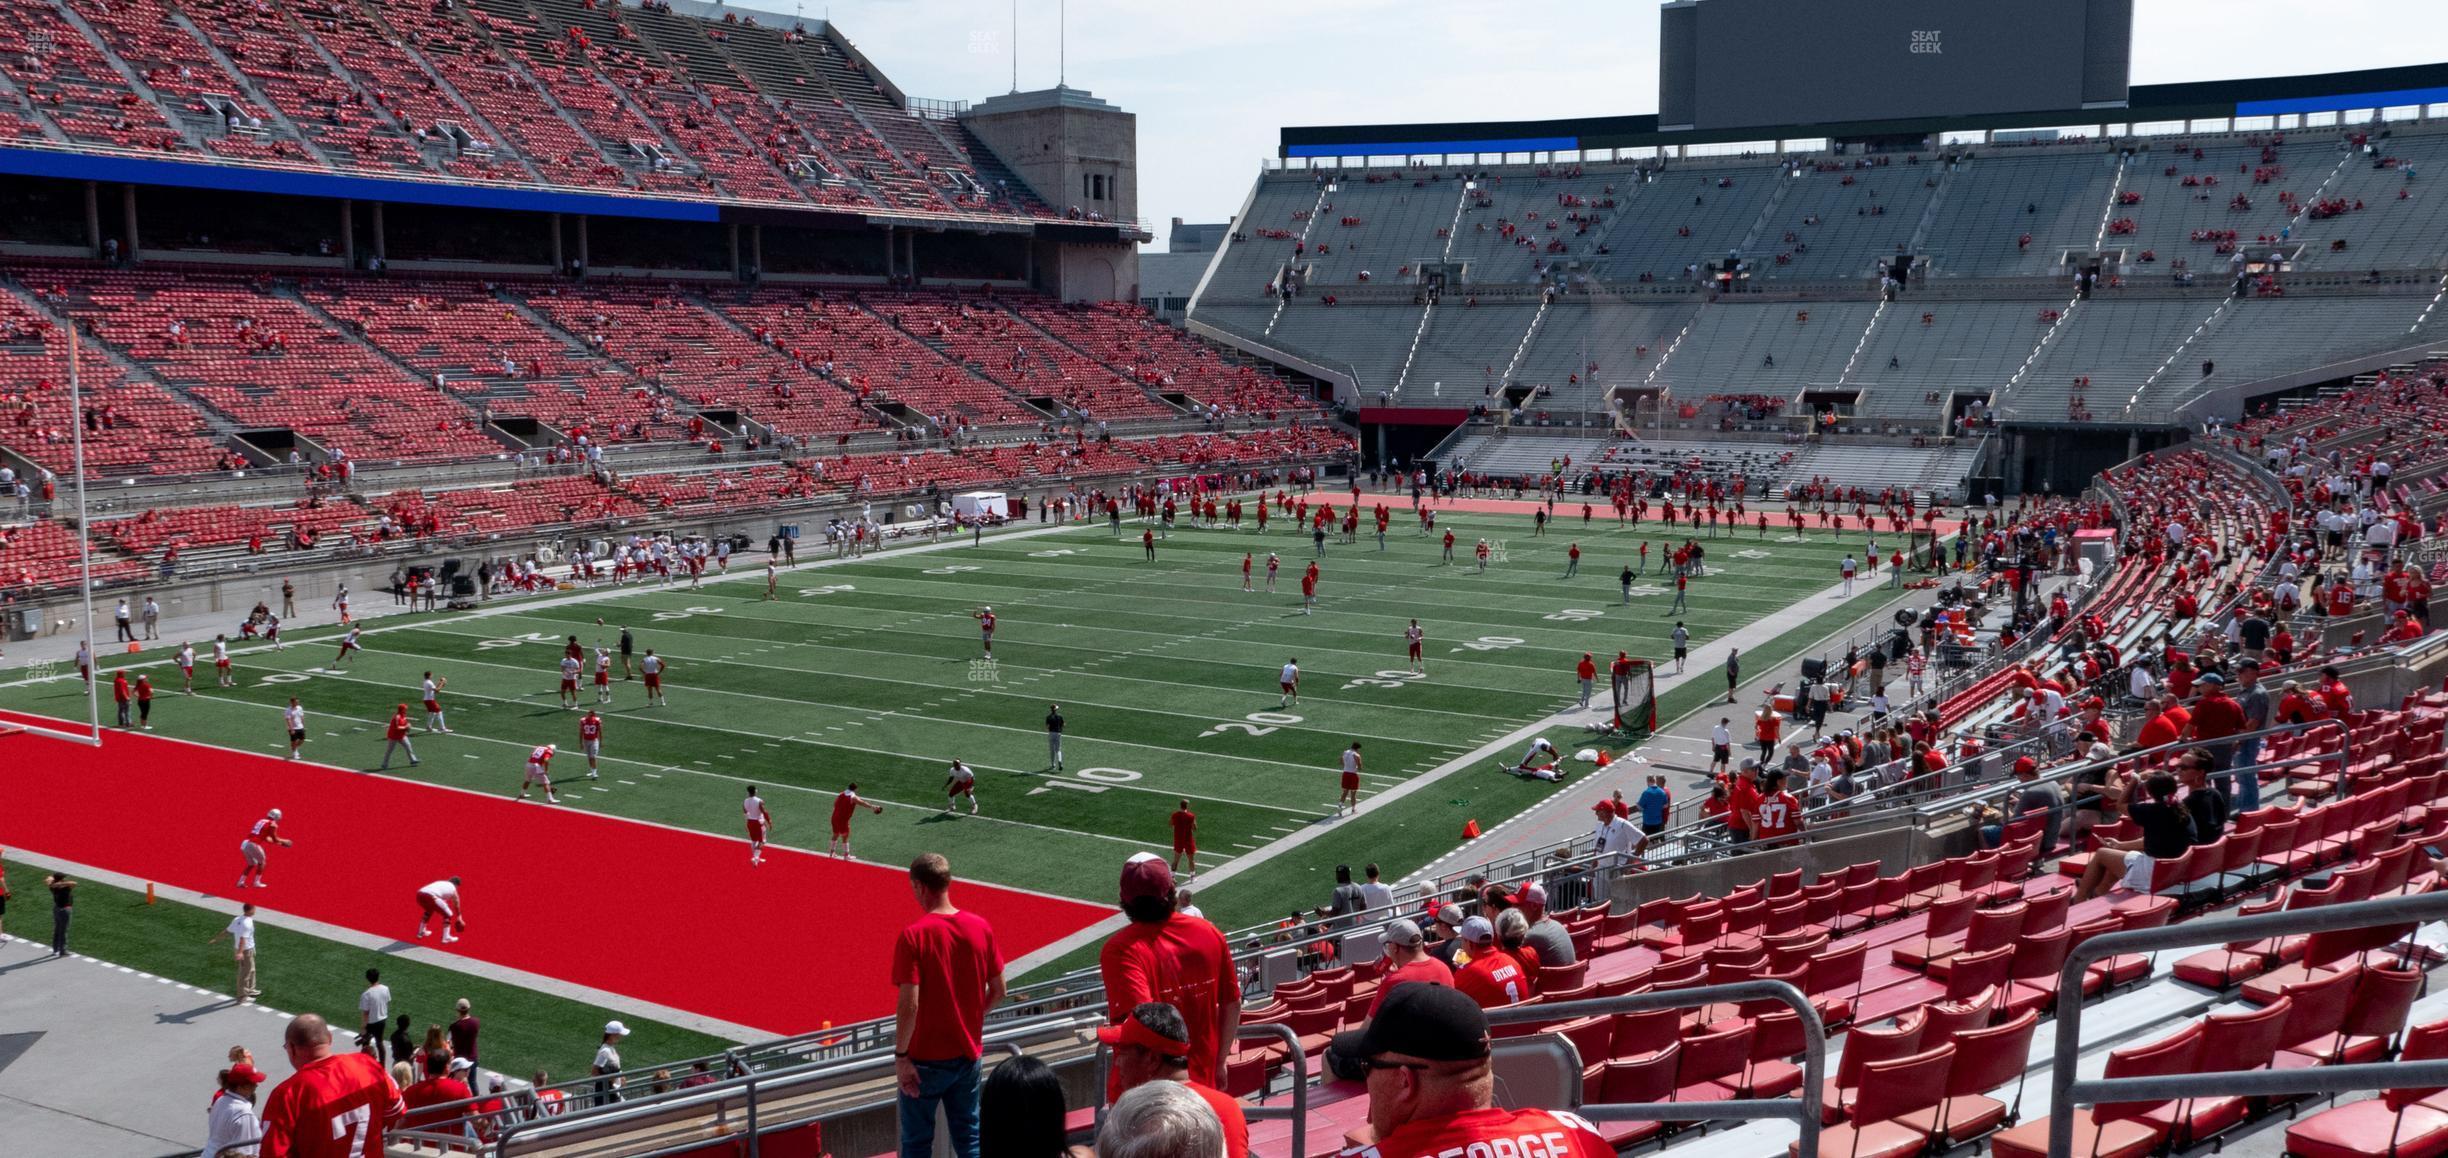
[203,1062,266,1157]
[1358,863,1395,913]
[282,698,307,760]
[210,903,262,1002]
[1593,806,1644,867]
[2127,665,2156,703]
[1278,659,1301,708]
[359,968,394,1062]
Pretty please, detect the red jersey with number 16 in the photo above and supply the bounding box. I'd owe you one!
[258,1051,405,1158]
[1337,1107,1611,1158]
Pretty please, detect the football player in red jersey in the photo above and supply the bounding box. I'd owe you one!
[238,808,292,890]
[1326,985,1609,1158]
[578,710,604,779]
[829,783,884,857]
[517,744,560,803]
[258,1014,404,1158]
[973,606,996,657]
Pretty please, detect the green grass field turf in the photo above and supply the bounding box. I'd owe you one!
[0,860,733,1083]
[0,507,1910,984]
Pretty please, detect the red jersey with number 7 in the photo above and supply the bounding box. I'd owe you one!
[258,1051,404,1158]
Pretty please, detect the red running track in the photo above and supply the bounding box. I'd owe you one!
[0,712,1106,1035]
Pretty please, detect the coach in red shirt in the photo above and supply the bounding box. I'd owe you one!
[891,852,1003,1158]
[259,1013,404,1158]
[1100,852,1240,1101]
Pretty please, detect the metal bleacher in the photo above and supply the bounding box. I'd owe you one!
[1920,151,2124,277]
[1760,164,1942,280]
[1651,300,1881,392]
[1851,299,2055,416]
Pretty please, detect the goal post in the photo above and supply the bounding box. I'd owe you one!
[4,325,103,748]
[1609,657,1659,739]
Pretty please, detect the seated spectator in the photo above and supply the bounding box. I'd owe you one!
[400,1053,473,1132]
[980,1054,1092,1158]
[2073,773,2195,901]
[1096,1079,1225,1158]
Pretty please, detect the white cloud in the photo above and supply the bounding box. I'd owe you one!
[732,1,2448,247]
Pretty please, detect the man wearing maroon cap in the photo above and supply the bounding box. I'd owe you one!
[1100,1002,1249,1158]
[1326,984,1609,1158]
[1100,852,1239,1102]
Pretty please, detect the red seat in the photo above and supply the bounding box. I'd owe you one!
[1896,1007,2041,1144]
[2285,1019,2448,1158]
[1596,1044,1679,1147]
[1790,1044,1955,1158]
[1819,1011,1925,1125]
[1672,1023,1753,1103]
[1987,1023,2194,1158]
[2282,965,2425,1069]
[2140,995,2292,1149]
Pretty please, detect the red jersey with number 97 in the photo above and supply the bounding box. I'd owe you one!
[258,1051,404,1158]
[1337,1107,1610,1158]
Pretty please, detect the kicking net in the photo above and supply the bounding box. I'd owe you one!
[1608,658,1659,739]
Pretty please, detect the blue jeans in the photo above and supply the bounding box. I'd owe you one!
[898,1057,981,1158]
[2227,738,2263,812]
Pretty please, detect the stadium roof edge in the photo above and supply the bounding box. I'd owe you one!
[0,145,1148,241]
[1280,60,2448,157]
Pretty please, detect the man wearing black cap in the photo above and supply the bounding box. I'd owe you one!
[1100,852,1239,1101]
[1328,984,1610,1157]
[1100,1002,1249,1158]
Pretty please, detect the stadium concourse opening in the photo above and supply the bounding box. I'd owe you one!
[0,707,1104,1034]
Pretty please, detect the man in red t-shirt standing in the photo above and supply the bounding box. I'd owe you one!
[1326,984,1610,1158]
[891,853,1003,1158]
[1100,1002,1250,1158]
[259,1014,405,1158]
[1169,799,1199,875]
[1100,853,1240,1100]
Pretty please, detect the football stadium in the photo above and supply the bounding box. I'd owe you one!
[1,0,2447,1154]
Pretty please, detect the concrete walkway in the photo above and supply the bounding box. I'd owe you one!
[0,932,294,1157]
[1404,567,1926,887]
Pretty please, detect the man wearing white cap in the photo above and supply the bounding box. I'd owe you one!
[1450,917,1528,1008]
[1099,852,1239,1101]
[1365,919,1455,1019]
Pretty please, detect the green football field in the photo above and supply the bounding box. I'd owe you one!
[0,505,1907,957]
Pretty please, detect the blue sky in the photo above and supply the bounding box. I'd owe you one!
[727,1,2448,246]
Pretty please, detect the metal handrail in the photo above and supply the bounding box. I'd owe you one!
[1488,981,1828,1157]
[459,1017,1055,1155]
[1090,1020,1309,1155]
[2044,890,2448,1158]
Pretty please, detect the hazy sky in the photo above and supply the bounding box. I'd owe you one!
[732,1,2448,246]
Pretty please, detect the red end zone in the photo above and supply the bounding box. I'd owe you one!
[0,711,1106,1035]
